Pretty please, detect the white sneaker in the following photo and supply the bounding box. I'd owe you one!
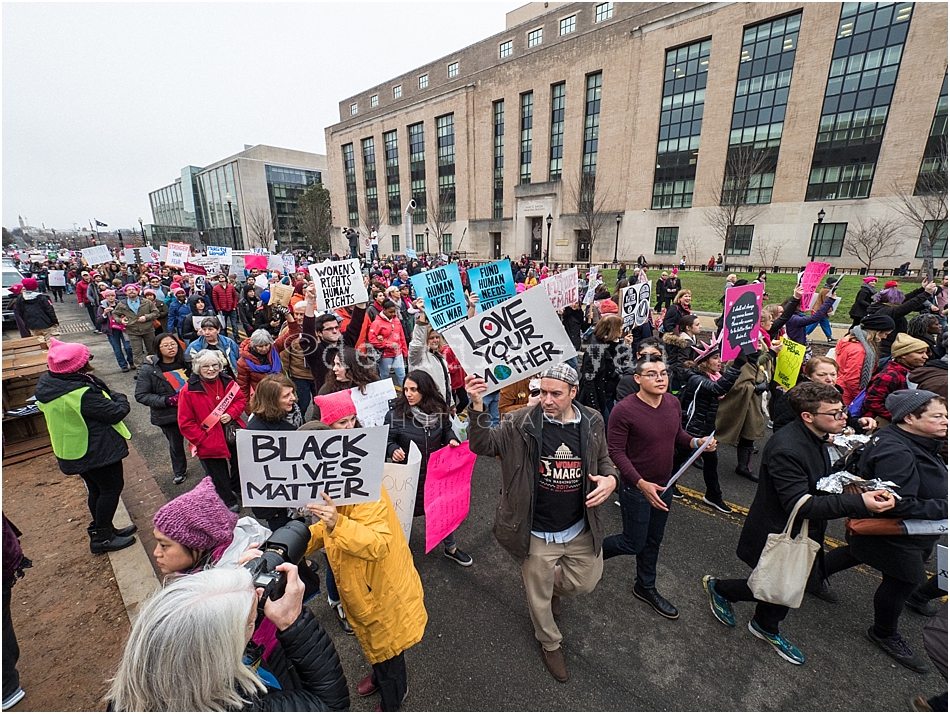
[2,687,25,710]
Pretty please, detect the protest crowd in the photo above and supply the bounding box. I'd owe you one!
[2,239,947,712]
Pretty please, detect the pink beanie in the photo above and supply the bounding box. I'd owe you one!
[47,338,91,374]
[152,477,238,551]
[102,289,116,299]
[863,276,878,284]
[313,390,357,426]
[21,277,38,291]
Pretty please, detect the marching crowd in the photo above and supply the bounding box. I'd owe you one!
[2,247,947,712]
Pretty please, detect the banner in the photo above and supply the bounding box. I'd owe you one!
[620,282,652,330]
[164,241,191,269]
[542,267,579,310]
[468,259,515,312]
[207,246,232,267]
[774,336,807,391]
[423,443,478,553]
[183,261,208,276]
[244,253,268,271]
[268,283,294,307]
[442,285,577,395]
[798,261,831,315]
[722,282,764,361]
[308,258,369,312]
[48,270,66,287]
[81,245,113,266]
[382,443,422,543]
[236,426,389,508]
[415,263,467,331]
[350,378,398,427]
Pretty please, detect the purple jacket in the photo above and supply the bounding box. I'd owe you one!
[784,296,835,345]
[3,514,23,584]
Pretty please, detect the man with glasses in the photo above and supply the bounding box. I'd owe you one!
[603,355,707,621]
[299,287,368,389]
[702,381,896,666]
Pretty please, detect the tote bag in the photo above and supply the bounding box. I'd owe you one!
[747,494,820,609]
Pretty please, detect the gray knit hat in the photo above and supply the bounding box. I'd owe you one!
[539,363,579,386]
[885,389,939,423]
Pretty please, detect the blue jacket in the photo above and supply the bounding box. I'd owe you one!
[167,298,189,335]
[186,334,239,372]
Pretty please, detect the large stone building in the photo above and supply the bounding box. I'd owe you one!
[148,144,328,251]
[325,1,947,270]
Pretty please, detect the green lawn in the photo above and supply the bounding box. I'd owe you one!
[597,270,926,314]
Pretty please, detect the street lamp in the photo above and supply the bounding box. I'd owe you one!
[545,214,553,266]
[138,217,145,245]
[613,213,622,264]
[425,227,430,255]
[225,192,238,248]
[810,209,826,263]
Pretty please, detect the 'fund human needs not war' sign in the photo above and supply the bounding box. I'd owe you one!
[468,259,516,311]
[416,263,467,330]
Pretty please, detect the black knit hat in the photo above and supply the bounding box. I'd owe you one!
[860,314,895,332]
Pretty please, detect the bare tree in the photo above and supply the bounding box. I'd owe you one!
[244,204,275,251]
[705,144,773,257]
[567,171,613,259]
[753,233,783,270]
[679,233,700,265]
[426,186,455,255]
[296,183,332,254]
[843,216,904,272]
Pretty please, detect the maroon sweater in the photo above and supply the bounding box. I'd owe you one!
[608,392,693,486]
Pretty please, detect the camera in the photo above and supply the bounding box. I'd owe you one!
[243,520,311,604]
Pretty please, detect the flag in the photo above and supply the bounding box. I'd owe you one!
[95,219,108,227]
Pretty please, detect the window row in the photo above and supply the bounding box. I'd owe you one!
[351,61,463,115]
[499,2,612,59]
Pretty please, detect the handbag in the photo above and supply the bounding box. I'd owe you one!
[845,518,903,536]
[222,419,240,447]
[747,494,820,608]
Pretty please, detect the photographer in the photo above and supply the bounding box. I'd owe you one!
[106,565,349,712]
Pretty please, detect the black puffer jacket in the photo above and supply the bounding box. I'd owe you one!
[848,284,876,321]
[865,286,932,357]
[385,407,455,516]
[134,355,186,426]
[679,358,743,436]
[12,292,58,330]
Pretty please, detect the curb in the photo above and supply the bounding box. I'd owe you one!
[107,496,160,623]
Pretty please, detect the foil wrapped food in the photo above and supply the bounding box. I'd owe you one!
[817,471,902,499]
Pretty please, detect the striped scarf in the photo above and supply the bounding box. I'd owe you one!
[850,326,877,392]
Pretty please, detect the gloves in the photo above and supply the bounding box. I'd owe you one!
[753,381,769,395]
[166,394,180,408]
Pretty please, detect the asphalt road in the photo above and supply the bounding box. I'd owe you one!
[11,298,945,712]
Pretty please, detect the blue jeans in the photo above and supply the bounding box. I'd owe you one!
[107,331,134,369]
[602,481,674,590]
[481,391,500,427]
[379,355,406,387]
[805,318,833,340]
[220,310,239,339]
[292,377,315,420]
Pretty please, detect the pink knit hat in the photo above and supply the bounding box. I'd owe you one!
[101,289,116,299]
[313,390,357,426]
[863,276,878,284]
[47,338,91,374]
[21,277,38,290]
[152,477,238,551]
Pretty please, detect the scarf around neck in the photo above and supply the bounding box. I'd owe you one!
[247,346,282,374]
[410,405,441,429]
[850,326,877,392]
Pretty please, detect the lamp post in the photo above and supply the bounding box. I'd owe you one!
[545,214,553,266]
[425,227,430,256]
[138,217,145,245]
[613,212,622,264]
[810,208,826,263]
[225,192,238,248]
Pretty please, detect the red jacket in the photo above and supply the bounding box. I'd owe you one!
[368,314,407,359]
[76,279,91,305]
[178,374,246,459]
[237,338,283,404]
[212,283,239,312]
[441,344,466,391]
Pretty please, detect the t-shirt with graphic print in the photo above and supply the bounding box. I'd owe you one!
[532,420,584,533]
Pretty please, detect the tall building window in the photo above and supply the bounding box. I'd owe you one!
[549,83,566,182]
[362,137,379,228]
[448,62,459,78]
[559,16,575,35]
[653,39,711,209]
[725,225,754,255]
[916,72,948,195]
[384,130,402,225]
[582,72,603,177]
[493,100,505,219]
[408,122,427,224]
[520,92,534,184]
[654,227,679,254]
[415,234,425,253]
[437,114,456,222]
[265,165,321,249]
[916,220,948,258]
[393,85,402,99]
[528,28,543,47]
[350,103,357,116]
[442,233,453,252]
[807,2,913,201]
[342,143,358,225]
[808,222,847,257]
[499,40,513,58]
[419,74,429,90]
[595,2,613,22]
[392,234,400,252]
[371,94,378,107]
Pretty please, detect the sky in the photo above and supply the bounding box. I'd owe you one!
[2,2,522,233]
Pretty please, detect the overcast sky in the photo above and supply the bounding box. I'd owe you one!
[2,2,521,233]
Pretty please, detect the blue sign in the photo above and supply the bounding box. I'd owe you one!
[405,247,418,258]
[468,259,516,312]
[416,263,466,331]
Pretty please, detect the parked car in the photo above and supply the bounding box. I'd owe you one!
[2,265,24,324]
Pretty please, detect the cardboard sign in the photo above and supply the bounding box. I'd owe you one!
[382,443,422,543]
[236,427,389,508]
[543,267,579,310]
[82,245,113,266]
[424,442,478,553]
[442,285,577,395]
[621,282,652,330]
[207,246,232,266]
[350,378,398,428]
[192,315,226,332]
[722,282,764,361]
[415,263,467,331]
[308,258,369,312]
[799,261,831,314]
[282,255,296,274]
[184,261,208,276]
[468,259,516,312]
[48,270,66,287]
[774,336,807,391]
[244,253,268,270]
[164,242,191,269]
[268,283,294,308]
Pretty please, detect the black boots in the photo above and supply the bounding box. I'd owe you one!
[88,525,136,554]
[735,445,758,482]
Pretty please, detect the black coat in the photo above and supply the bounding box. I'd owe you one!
[865,287,931,357]
[736,419,869,569]
[662,303,690,333]
[238,296,261,331]
[12,293,58,330]
[680,361,743,437]
[850,424,948,583]
[662,332,695,391]
[134,355,185,426]
[560,305,587,350]
[848,284,876,321]
[579,337,631,412]
[385,407,455,516]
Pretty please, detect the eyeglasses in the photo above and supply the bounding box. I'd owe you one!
[812,409,847,420]
[639,371,669,380]
[199,364,222,371]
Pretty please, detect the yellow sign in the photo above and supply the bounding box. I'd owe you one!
[774,336,806,391]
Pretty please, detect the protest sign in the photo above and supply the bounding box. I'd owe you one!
[121,248,137,264]
[48,270,66,287]
[424,443,478,553]
[138,247,160,264]
[282,254,296,274]
[468,259,515,312]
[254,274,270,290]
[183,261,208,276]
[267,254,285,272]
[665,433,716,489]
[621,282,652,330]
[268,282,294,307]
[405,247,418,259]
[207,246,232,267]
[798,261,830,314]
[236,426,389,508]
[582,280,598,305]
[350,378,398,427]
[722,282,764,360]
[29,252,44,263]
[192,315,226,332]
[244,253,268,271]
[382,443,422,543]
[542,267,579,310]
[938,544,947,591]
[774,336,807,390]
[159,246,168,263]
[57,250,71,261]
[308,258,369,312]
[164,242,191,269]
[442,285,577,395]
[81,244,112,266]
[415,263,467,331]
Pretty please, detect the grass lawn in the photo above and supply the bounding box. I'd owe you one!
[595,270,926,314]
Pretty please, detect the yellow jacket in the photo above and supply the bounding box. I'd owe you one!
[305,487,427,664]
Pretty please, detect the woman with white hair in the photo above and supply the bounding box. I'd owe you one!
[106,565,349,712]
[237,329,284,404]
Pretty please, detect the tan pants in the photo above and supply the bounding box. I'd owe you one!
[127,331,154,367]
[30,327,57,344]
[520,529,603,651]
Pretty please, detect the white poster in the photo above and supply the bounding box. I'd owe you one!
[57,250,71,261]
[282,254,297,274]
[382,443,422,544]
[267,253,285,272]
[122,248,137,264]
[620,282,651,330]
[164,241,191,268]
[236,427,389,508]
[138,247,160,264]
[48,270,66,287]
[543,268,579,310]
[350,378,397,427]
[309,259,369,312]
[442,286,577,395]
[207,246,232,267]
[82,244,113,266]
[192,315,226,332]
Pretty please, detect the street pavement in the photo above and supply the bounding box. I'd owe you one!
[10,297,945,712]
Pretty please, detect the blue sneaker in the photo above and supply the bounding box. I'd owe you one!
[702,576,735,627]
[748,620,804,665]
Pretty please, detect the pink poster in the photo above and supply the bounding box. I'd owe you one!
[721,282,764,361]
[244,253,268,270]
[423,443,478,553]
[799,261,830,315]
